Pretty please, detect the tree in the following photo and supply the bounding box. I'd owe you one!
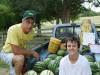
[61,0,100,23]
[10,0,57,32]
[0,0,16,31]
[80,8,100,17]
[0,4,16,31]
[4,0,100,30]
[85,0,100,7]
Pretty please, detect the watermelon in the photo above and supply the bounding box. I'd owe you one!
[47,54,57,60]
[95,72,100,75]
[48,56,62,72]
[84,55,94,62]
[34,61,45,73]
[40,70,54,75]
[24,70,37,75]
[79,45,90,55]
[90,62,100,75]
[55,67,59,75]
[48,60,57,72]
[55,56,63,62]
[43,58,52,68]
[57,50,65,56]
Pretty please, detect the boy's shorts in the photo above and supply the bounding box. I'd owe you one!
[0,50,16,75]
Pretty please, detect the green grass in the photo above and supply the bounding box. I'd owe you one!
[0,59,9,68]
[0,40,9,68]
[0,49,9,68]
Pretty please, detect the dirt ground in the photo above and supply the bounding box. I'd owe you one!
[0,67,10,75]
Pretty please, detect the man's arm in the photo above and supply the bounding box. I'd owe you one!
[10,44,39,61]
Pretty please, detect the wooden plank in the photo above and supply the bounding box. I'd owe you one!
[35,28,53,31]
[36,28,53,30]
[96,26,100,28]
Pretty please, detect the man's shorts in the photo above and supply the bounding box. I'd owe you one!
[0,50,16,75]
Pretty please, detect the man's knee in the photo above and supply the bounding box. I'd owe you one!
[13,55,24,64]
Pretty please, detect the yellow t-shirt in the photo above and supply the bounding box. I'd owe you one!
[3,23,35,53]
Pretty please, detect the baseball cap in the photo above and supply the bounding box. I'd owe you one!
[23,10,36,20]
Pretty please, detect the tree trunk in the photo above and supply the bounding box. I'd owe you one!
[56,17,60,24]
[37,21,41,36]
[62,0,72,23]
[62,6,71,23]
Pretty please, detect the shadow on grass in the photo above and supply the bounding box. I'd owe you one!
[0,50,9,69]
[0,59,9,68]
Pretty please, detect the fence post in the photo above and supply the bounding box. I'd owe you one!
[1,32,4,42]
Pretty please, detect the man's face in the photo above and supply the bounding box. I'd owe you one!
[67,41,79,56]
[22,18,35,34]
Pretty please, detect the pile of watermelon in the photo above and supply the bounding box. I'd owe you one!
[25,45,100,75]
[28,49,67,75]
[79,45,100,75]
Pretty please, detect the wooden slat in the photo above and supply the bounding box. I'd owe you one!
[96,26,100,28]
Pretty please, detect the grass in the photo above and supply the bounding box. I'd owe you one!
[0,40,9,69]
[0,59,9,68]
[0,47,9,68]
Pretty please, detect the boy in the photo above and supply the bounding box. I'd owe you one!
[59,36,92,75]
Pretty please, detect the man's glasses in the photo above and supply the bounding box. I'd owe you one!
[25,20,34,25]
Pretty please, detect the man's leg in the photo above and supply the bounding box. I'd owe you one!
[0,50,24,75]
[0,50,15,75]
[12,55,24,75]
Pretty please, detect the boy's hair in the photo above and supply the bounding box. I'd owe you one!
[66,35,80,48]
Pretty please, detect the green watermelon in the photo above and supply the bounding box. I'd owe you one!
[40,70,54,75]
[24,70,37,75]
[47,54,57,60]
[48,60,57,72]
[55,67,59,75]
[34,61,45,73]
[57,50,65,56]
[43,58,52,68]
[84,55,94,62]
[79,45,90,55]
[55,56,63,62]
[95,72,100,75]
[90,62,100,75]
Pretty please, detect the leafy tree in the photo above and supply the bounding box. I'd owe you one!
[0,4,16,31]
[61,0,100,23]
[1,0,100,31]
[81,8,100,17]
[0,0,16,31]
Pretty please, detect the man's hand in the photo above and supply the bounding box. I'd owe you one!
[32,51,39,61]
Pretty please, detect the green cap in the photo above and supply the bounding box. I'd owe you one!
[23,10,36,20]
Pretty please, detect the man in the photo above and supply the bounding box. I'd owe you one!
[0,10,39,75]
[59,36,92,75]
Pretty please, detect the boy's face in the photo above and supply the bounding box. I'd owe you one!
[67,41,79,56]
